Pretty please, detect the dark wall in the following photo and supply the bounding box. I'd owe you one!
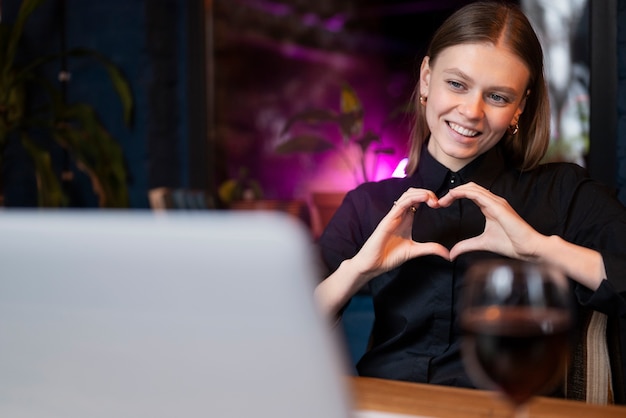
[618,0,626,205]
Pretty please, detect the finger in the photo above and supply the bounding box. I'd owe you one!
[391,199,418,216]
[394,189,440,211]
[449,236,486,260]
[409,242,451,260]
[438,182,485,202]
[439,184,501,211]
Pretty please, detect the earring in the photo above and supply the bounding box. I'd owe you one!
[508,123,519,135]
[419,95,427,105]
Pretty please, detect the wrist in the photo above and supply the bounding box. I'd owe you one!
[529,234,559,263]
[530,234,605,291]
[340,257,374,290]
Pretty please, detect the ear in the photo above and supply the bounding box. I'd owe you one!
[419,56,431,95]
[511,90,530,126]
[513,89,530,123]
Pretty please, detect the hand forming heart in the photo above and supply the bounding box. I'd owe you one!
[438,182,543,261]
[351,183,544,280]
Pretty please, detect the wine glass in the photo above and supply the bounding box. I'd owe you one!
[459,259,573,417]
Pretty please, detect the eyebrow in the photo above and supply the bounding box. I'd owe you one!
[442,68,520,97]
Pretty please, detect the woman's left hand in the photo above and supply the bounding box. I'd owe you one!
[437,182,545,260]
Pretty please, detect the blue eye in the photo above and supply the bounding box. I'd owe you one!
[489,93,508,103]
[448,80,464,89]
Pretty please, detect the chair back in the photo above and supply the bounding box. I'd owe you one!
[565,308,625,404]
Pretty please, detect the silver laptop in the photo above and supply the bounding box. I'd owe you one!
[0,210,351,418]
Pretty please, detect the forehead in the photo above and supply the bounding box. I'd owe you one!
[432,42,530,90]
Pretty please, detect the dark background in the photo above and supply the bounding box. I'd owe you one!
[2,0,625,207]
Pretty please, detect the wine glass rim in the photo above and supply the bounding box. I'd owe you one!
[465,258,567,282]
[461,258,572,312]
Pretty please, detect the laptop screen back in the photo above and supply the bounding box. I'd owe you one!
[0,211,351,418]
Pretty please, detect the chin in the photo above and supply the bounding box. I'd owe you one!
[443,144,480,159]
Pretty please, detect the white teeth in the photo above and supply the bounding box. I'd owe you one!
[449,122,479,137]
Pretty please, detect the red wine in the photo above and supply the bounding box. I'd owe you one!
[461,306,571,406]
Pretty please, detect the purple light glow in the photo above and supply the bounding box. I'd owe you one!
[238,0,346,32]
[230,28,357,69]
[275,41,355,68]
[301,13,319,27]
[391,158,408,178]
[240,0,291,17]
[323,15,347,32]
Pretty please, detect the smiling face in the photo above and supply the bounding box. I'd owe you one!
[420,42,530,172]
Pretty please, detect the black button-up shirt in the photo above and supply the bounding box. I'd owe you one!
[318,143,626,388]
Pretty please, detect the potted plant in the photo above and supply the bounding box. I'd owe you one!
[0,0,133,207]
[276,83,398,234]
[276,83,395,185]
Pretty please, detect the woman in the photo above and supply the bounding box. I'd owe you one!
[315,1,626,397]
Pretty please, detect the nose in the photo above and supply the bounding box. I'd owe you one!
[458,93,484,119]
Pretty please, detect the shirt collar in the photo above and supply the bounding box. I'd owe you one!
[409,143,508,195]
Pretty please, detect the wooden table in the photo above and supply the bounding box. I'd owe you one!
[350,376,626,417]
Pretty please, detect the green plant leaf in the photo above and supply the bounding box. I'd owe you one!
[354,131,380,152]
[275,134,336,154]
[340,83,363,115]
[14,47,134,128]
[53,102,129,208]
[20,132,67,207]
[373,147,396,155]
[67,48,134,126]
[280,109,338,135]
[2,0,48,78]
[337,109,364,140]
[0,0,133,208]
[0,72,26,150]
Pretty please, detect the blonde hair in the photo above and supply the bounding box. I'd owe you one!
[405,1,551,175]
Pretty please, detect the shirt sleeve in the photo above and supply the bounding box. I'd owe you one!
[561,168,626,399]
[558,166,626,295]
[317,182,395,276]
[317,190,365,274]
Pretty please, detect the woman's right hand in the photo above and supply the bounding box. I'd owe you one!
[351,188,450,281]
[314,188,450,318]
